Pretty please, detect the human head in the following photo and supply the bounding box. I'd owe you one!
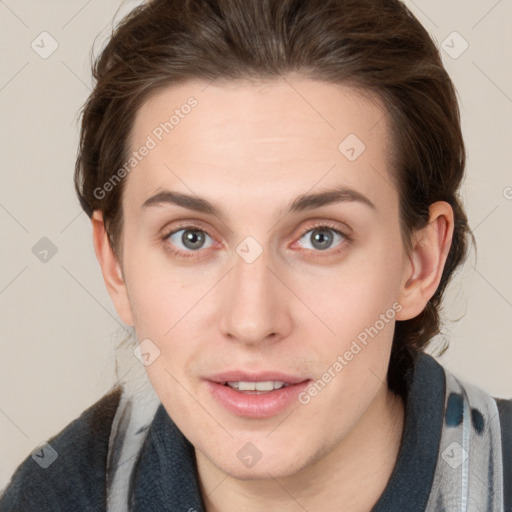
[75,1,472,484]
[75,0,472,394]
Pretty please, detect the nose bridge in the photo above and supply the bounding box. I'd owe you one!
[219,239,289,344]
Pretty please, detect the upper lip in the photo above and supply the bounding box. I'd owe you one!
[206,371,309,385]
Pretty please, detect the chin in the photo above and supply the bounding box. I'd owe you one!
[201,437,316,481]
[227,458,305,481]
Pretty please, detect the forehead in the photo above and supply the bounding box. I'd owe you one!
[123,76,396,216]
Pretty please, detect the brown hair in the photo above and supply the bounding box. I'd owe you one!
[74,0,473,396]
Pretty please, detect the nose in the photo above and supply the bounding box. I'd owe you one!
[218,243,292,347]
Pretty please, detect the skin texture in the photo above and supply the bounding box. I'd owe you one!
[91,76,454,511]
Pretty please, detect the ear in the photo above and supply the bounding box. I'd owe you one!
[91,210,134,327]
[396,201,454,321]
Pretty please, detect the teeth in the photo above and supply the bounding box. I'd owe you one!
[239,381,256,391]
[226,381,287,391]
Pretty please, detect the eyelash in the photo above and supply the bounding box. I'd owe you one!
[161,222,352,260]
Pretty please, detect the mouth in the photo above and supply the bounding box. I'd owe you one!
[204,372,311,418]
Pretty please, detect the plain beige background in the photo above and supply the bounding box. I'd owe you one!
[0,0,511,490]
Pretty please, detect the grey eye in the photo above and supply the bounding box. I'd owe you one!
[299,228,344,251]
[167,229,214,251]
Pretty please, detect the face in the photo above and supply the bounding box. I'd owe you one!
[102,76,419,479]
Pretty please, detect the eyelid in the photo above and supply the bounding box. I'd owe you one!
[160,220,220,245]
[296,220,352,239]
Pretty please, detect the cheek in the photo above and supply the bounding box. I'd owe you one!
[292,257,402,436]
[128,274,180,335]
[299,237,404,342]
[122,257,187,353]
[294,235,405,410]
[122,248,211,373]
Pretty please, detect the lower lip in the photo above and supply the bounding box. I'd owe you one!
[205,380,311,418]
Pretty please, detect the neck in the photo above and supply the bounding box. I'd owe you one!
[196,384,405,512]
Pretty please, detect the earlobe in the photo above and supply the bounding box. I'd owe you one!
[91,210,134,327]
[396,201,454,321]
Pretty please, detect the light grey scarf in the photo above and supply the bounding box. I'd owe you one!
[105,356,510,512]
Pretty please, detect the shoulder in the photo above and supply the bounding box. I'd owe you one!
[0,386,122,512]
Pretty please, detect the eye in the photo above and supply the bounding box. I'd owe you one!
[296,225,348,252]
[164,227,215,255]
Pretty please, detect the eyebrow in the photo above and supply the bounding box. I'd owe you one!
[141,185,376,218]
